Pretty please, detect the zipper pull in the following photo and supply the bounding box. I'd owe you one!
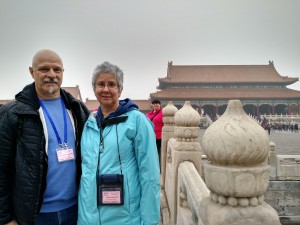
[100,141,104,153]
[100,128,104,153]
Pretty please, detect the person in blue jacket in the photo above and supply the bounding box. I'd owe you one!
[78,61,160,225]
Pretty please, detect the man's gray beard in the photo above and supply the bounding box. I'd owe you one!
[48,86,54,94]
[43,78,59,95]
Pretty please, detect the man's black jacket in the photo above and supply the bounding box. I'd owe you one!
[0,83,90,225]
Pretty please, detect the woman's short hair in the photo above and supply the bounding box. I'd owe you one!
[92,61,123,91]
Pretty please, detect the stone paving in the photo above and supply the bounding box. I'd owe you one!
[268,130,300,155]
[199,129,300,155]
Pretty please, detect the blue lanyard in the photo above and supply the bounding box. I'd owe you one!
[39,98,68,148]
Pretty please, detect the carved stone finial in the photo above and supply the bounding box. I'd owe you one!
[203,100,269,165]
[162,101,178,126]
[174,101,200,127]
[162,101,178,117]
[173,101,201,142]
[200,99,281,225]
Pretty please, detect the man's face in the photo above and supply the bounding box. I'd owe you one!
[29,51,63,99]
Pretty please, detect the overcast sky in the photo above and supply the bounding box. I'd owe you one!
[1,0,300,101]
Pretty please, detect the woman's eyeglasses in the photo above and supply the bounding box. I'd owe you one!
[95,82,119,90]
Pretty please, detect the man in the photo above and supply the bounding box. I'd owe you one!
[0,49,90,225]
[146,99,164,168]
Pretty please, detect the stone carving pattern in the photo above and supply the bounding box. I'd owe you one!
[202,100,273,208]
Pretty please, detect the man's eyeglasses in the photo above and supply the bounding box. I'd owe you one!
[95,82,119,90]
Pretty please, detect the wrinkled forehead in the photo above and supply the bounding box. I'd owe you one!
[32,50,63,68]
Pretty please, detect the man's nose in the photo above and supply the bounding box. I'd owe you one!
[48,69,57,78]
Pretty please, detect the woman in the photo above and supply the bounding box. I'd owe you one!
[78,62,160,225]
[146,99,164,167]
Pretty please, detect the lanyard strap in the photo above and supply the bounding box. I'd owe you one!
[97,125,123,176]
[96,115,128,176]
[39,98,68,148]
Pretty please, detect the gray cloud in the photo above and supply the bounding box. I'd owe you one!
[0,0,299,100]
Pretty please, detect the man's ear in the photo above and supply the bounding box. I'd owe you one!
[29,67,34,78]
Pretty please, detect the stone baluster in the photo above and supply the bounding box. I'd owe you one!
[164,101,202,225]
[161,101,178,188]
[199,100,281,225]
[269,141,277,180]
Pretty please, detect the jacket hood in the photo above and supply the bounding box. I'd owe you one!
[96,98,138,125]
[15,83,40,110]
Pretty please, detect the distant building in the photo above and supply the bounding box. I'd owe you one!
[2,61,299,117]
[0,86,84,109]
[132,99,152,114]
[85,98,151,114]
[0,100,12,106]
[0,86,151,113]
[62,85,82,100]
[150,61,300,117]
[85,99,99,112]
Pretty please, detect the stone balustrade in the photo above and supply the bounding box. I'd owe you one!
[262,113,300,123]
[266,143,300,224]
[177,161,209,225]
[163,101,203,225]
[160,100,282,225]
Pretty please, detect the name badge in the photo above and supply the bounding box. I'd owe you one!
[56,148,75,162]
[102,188,122,204]
[97,174,124,205]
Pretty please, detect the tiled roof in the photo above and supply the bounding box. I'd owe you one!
[160,62,298,84]
[0,86,83,107]
[0,100,12,105]
[84,99,151,112]
[85,99,99,112]
[150,87,300,99]
[62,86,82,100]
[132,99,151,111]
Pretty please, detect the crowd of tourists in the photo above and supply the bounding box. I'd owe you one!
[261,121,299,133]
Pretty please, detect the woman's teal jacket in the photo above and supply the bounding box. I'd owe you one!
[78,106,160,225]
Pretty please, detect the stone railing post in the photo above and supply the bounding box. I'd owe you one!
[269,141,277,180]
[164,101,202,225]
[199,100,281,225]
[161,101,178,188]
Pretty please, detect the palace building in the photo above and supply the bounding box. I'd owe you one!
[150,61,300,118]
[1,61,299,119]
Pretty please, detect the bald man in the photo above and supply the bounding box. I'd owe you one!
[0,49,90,225]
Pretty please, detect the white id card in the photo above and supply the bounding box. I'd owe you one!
[56,148,75,162]
[102,188,122,204]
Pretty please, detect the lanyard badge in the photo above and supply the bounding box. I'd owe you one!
[56,147,75,162]
[40,98,75,163]
[97,174,124,205]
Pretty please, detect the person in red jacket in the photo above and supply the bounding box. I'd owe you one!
[146,100,164,168]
